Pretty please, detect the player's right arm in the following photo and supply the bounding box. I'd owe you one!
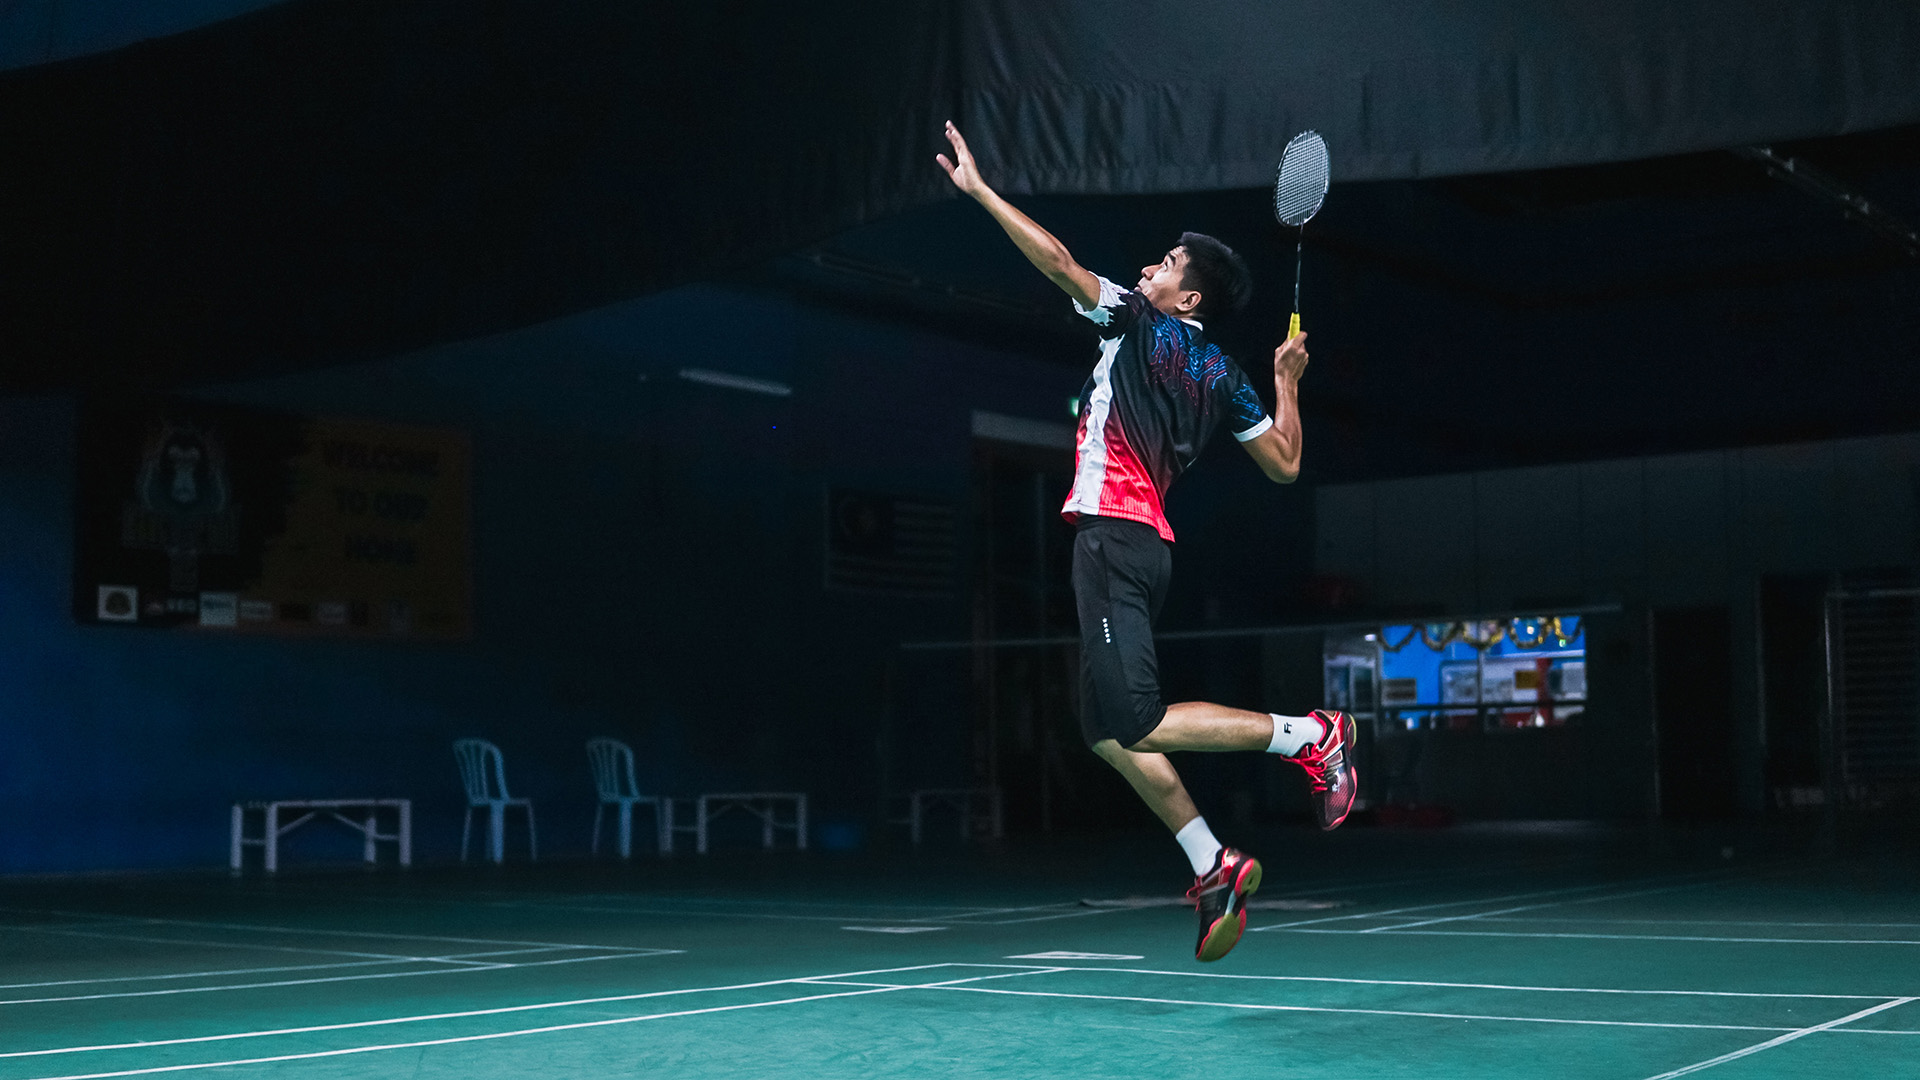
[1241,333,1308,483]
[938,121,1100,310]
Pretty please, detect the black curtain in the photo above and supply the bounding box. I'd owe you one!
[4,0,1918,388]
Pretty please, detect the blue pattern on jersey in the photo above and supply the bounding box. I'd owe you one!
[1148,313,1265,430]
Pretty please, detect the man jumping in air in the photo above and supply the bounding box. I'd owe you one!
[938,122,1356,963]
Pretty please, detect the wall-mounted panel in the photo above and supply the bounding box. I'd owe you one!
[1642,452,1731,606]
[1372,474,1478,611]
[1576,459,1646,597]
[1474,464,1583,611]
[1313,485,1376,588]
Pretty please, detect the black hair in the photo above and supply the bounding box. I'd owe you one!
[1177,231,1252,319]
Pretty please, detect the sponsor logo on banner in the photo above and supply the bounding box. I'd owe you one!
[239,599,275,623]
[199,592,239,628]
[316,601,349,627]
[97,585,139,622]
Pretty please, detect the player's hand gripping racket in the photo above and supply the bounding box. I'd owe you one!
[1273,130,1329,339]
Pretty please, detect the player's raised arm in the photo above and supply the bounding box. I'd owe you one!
[938,121,1100,310]
[1243,332,1308,483]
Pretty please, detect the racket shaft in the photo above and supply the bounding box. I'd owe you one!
[1290,236,1304,337]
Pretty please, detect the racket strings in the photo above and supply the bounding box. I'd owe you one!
[1272,131,1329,227]
[1273,170,1325,223]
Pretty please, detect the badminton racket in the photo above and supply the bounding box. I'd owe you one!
[1272,130,1329,339]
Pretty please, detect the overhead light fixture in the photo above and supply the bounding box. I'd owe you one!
[677,368,792,397]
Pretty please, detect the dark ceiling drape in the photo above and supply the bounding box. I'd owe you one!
[4,0,1917,388]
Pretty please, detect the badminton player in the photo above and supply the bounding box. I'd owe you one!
[937,122,1356,962]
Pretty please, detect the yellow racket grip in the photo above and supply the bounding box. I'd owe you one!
[1288,311,1301,339]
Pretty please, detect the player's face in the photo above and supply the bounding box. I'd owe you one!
[1137,247,1199,316]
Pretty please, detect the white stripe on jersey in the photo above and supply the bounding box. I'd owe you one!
[1063,277,1128,518]
[1063,335,1123,517]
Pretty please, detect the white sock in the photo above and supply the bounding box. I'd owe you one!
[1173,817,1223,876]
[1267,713,1325,757]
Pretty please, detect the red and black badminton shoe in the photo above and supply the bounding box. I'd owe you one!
[1187,847,1262,962]
[1293,709,1359,830]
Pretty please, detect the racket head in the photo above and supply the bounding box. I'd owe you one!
[1273,130,1329,227]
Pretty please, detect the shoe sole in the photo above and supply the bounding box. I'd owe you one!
[1195,857,1262,963]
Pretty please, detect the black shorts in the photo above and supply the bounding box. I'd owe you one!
[1072,515,1171,749]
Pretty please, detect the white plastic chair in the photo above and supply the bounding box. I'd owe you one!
[453,739,537,864]
[586,738,668,858]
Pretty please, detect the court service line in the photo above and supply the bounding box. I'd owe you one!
[1061,967,1894,1000]
[1364,869,1792,933]
[893,984,1799,1033]
[329,887,1041,915]
[307,888,1047,924]
[1283,927,1920,947]
[493,897,1105,927]
[970,909,1119,926]
[4,926,444,963]
[1,947,667,996]
[0,951,678,1008]
[0,908,643,953]
[1264,858,1579,899]
[1639,997,1917,1079]
[0,959,419,993]
[10,969,1051,1080]
[0,963,960,1060]
[463,902,939,926]
[1250,867,1746,932]
[1484,915,1920,930]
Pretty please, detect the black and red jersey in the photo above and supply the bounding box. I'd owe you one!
[1061,276,1271,541]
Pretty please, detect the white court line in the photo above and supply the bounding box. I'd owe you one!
[882,983,1800,1033]
[301,889,1052,924]
[13,988,909,1080]
[328,898,1115,928]
[0,946,655,994]
[1265,854,1604,900]
[0,908,633,952]
[0,951,677,1008]
[1054,967,1895,1000]
[5,926,444,963]
[0,960,416,992]
[418,946,597,961]
[1832,1028,1920,1035]
[8,968,1049,1079]
[1365,870,1788,934]
[0,963,957,1060]
[324,888,1037,915]
[971,909,1120,926]
[458,902,923,926]
[1639,997,1917,1079]
[1282,927,1920,946]
[1485,915,1920,930]
[1250,870,1736,932]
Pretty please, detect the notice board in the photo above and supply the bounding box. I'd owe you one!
[74,398,471,639]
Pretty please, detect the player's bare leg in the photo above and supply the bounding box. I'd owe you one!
[1127,703,1359,830]
[1092,704,1359,961]
[1093,736,1261,960]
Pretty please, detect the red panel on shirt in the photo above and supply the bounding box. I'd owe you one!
[1097,413,1174,541]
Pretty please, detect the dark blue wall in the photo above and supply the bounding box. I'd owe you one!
[0,283,1118,872]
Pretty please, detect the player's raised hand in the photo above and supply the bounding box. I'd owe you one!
[1273,332,1309,383]
[937,121,988,198]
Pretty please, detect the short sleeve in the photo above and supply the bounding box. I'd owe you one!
[1212,360,1272,442]
[1073,275,1150,339]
